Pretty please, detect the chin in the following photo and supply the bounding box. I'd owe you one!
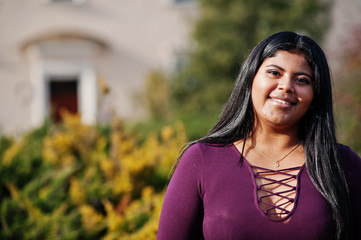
[266,117,297,128]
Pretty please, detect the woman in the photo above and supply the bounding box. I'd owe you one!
[157,31,361,239]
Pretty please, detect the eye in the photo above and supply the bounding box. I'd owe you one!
[295,77,311,85]
[267,70,281,76]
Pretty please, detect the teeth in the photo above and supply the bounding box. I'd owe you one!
[272,98,291,105]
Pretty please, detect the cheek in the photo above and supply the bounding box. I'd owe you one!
[305,87,314,102]
[298,88,314,108]
[252,76,274,99]
[251,85,264,107]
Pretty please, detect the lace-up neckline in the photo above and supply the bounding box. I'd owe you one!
[249,164,304,221]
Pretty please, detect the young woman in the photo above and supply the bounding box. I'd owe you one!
[157,31,361,240]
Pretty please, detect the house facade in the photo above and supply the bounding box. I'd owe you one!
[0,0,360,135]
[0,0,197,134]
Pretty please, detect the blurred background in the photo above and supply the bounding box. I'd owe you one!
[0,0,360,239]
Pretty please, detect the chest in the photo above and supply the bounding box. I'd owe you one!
[201,162,335,240]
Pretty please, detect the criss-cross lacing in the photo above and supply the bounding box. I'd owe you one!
[250,165,303,218]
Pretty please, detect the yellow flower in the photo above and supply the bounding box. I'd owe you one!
[103,199,123,232]
[69,177,86,205]
[79,204,104,230]
[2,140,24,166]
[161,126,174,142]
[100,158,116,179]
[61,154,77,167]
[141,187,154,203]
[113,173,132,195]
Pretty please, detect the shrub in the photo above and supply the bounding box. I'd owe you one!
[0,112,187,240]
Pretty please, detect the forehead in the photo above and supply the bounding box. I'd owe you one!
[262,50,312,74]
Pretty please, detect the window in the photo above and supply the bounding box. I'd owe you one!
[49,78,78,122]
[25,37,101,128]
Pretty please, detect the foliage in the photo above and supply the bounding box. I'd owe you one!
[0,112,187,240]
[141,70,171,121]
[169,0,331,139]
[335,27,361,154]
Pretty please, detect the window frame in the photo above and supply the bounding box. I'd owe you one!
[25,39,99,127]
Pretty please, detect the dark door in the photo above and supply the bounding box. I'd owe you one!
[49,79,78,122]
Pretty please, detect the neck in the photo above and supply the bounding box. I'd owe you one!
[250,123,300,150]
[233,122,304,169]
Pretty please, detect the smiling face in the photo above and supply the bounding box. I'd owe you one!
[251,50,314,131]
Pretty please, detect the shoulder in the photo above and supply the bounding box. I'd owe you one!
[338,144,361,181]
[180,142,240,171]
[338,144,361,168]
[183,142,236,159]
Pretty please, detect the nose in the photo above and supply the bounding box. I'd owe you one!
[277,76,295,93]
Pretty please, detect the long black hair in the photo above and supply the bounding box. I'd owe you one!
[178,31,352,239]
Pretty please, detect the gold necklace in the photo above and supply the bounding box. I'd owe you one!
[253,143,301,168]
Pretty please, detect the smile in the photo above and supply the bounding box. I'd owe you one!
[269,97,296,106]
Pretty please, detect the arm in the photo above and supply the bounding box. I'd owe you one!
[157,144,204,240]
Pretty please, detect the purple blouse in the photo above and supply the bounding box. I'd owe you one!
[157,143,361,240]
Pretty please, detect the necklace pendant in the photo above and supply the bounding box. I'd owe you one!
[274,161,280,168]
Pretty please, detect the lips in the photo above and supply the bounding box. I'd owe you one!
[269,96,296,106]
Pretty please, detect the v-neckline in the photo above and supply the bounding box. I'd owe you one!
[231,143,305,222]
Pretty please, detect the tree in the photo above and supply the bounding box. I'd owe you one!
[335,26,361,154]
[171,0,331,139]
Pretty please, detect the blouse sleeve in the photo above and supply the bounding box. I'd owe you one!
[157,143,204,240]
[342,146,361,238]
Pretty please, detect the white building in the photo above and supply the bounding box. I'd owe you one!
[0,0,360,135]
[0,0,198,134]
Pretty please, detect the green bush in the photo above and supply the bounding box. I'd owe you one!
[0,113,187,240]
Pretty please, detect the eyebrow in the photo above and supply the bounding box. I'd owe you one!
[265,64,313,79]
